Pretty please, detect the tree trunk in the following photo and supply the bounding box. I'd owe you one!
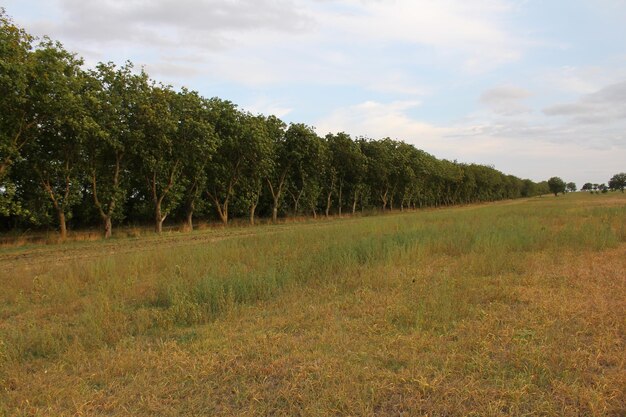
[267,176,285,223]
[209,192,229,226]
[352,192,358,215]
[184,200,195,232]
[325,191,332,217]
[338,181,343,217]
[103,216,112,239]
[219,201,229,225]
[381,188,388,211]
[185,211,193,232]
[250,203,258,225]
[155,202,166,233]
[294,191,302,215]
[57,209,67,241]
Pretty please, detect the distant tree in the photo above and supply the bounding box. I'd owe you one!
[536,181,550,196]
[566,182,577,193]
[608,173,626,193]
[598,183,608,193]
[520,179,537,197]
[547,177,566,196]
[581,183,593,192]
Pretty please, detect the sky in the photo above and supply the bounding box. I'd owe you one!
[4,0,626,186]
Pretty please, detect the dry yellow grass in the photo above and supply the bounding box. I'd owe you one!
[1,193,625,416]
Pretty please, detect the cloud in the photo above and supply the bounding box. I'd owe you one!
[48,0,312,46]
[315,100,450,140]
[242,97,293,118]
[317,0,525,73]
[13,0,529,87]
[314,99,519,159]
[480,86,531,116]
[543,80,626,124]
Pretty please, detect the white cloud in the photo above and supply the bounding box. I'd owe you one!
[315,100,449,139]
[242,97,293,118]
[10,0,528,87]
[541,66,626,95]
[48,0,312,45]
[316,0,525,73]
[480,86,532,115]
[544,80,626,125]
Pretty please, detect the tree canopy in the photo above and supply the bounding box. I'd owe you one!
[547,177,566,196]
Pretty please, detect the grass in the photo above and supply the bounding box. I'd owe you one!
[1,193,625,416]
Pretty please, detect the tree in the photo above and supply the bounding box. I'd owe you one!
[175,89,217,231]
[133,82,184,233]
[0,9,34,215]
[205,99,241,225]
[264,116,288,223]
[566,182,577,193]
[394,142,420,210]
[361,138,395,211]
[237,114,273,225]
[608,173,626,193]
[83,62,147,238]
[21,39,87,240]
[326,132,366,216]
[581,183,593,192]
[284,124,323,216]
[547,177,566,196]
[205,100,271,225]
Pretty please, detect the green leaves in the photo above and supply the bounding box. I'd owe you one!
[547,177,566,196]
[608,173,626,192]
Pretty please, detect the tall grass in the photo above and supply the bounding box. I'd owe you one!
[1,195,624,364]
[1,194,625,416]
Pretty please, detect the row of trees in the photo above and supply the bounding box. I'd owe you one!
[580,173,626,193]
[1,10,550,239]
[547,173,625,196]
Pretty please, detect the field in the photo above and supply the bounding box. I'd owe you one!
[1,193,625,416]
